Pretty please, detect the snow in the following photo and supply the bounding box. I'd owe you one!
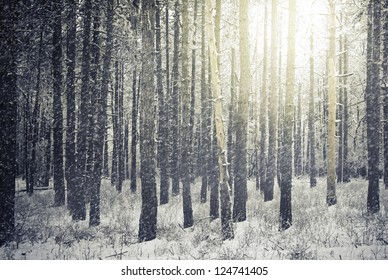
[1,177,387,260]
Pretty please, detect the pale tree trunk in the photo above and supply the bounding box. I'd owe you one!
[259,1,268,192]
[233,0,250,222]
[279,0,296,231]
[205,0,234,240]
[265,0,278,202]
[326,0,337,207]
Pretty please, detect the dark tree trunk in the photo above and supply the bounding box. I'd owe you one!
[90,0,114,227]
[156,0,169,205]
[309,31,317,187]
[0,0,18,246]
[171,0,180,196]
[181,0,194,228]
[117,62,124,193]
[52,0,65,207]
[227,48,236,193]
[103,130,109,178]
[383,0,388,189]
[65,0,77,214]
[366,0,381,213]
[279,0,296,231]
[111,60,119,188]
[130,68,138,193]
[138,0,158,242]
[74,0,92,219]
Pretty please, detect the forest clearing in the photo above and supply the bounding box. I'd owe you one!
[1,177,387,260]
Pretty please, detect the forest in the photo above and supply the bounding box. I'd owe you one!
[0,0,387,260]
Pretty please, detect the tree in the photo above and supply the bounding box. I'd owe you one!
[65,0,77,214]
[326,0,337,207]
[279,0,296,231]
[233,0,250,222]
[227,48,236,192]
[156,0,169,205]
[200,0,209,203]
[0,0,18,246]
[205,0,234,240]
[171,0,180,196]
[138,0,158,242]
[90,0,114,227]
[366,0,381,213]
[52,0,65,207]
[308,30,317,187]
[265,0,278,202]
[258,1,268,192]
[384,0,388,189]
[181,0,194,228]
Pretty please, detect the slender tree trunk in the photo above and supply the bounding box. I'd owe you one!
[265,0,278,202]
[227,48,236,193]
[156,0,169,205]
[65,0,77,213]
[343,34,350,183]
[171,0,180,196]
[117,62,124,193]
[309,30,317,187]
[366,0,381,213]
[233,0,250,222]
[326,0,337,207]
[383,0,388,189]
[259,1,268,192]
[0,0,17,246]
[337,24,344,183]
[200,0,208,203]
[205,0,234,240]
[279,0,296,231]
[111,60,119,187]
[294,83,302,177]
[130,67,138,193]
[52,0,65,207]
[181,0,194,228]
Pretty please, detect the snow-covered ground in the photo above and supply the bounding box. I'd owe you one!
[1,177,387,260]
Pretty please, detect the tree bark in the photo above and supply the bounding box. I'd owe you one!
[309,30,317,187]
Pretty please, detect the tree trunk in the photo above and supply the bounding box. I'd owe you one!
[309,30,317,187]
[265,0,278,202]
[233,0,250,222]
[326,0,337,207]
[279,0,296,231]
[156,0,169,205]
[111,60,119,188]
[259,1,268,193]
[200,0,209,203]
[366,0,381,213]
[65,0,77,214]
[181,0,194,228]
[52,0,65,207]
[227,48,236,193]
[205,0,234,240]
[171,0,180,196]
[138,0,158,241]
[0,0,17,246]
[90,0,114,227]
[383,0,388,189]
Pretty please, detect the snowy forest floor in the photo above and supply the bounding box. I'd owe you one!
[1,177,388,260]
